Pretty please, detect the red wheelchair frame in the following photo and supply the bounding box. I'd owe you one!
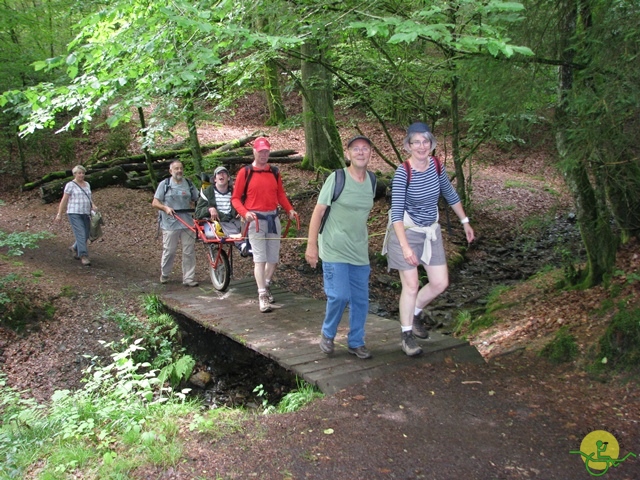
[173,212,299,291]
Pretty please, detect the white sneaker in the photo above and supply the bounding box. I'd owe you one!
[259,293,272,313]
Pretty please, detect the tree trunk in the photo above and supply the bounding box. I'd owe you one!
[264,59,287,126]
[555,0,617,287]
[185,96,204,175]
[300,41,343,170]
[450,72,468,207]
[16,128,28,183]
[605,158,640,240]
[137,107,158,189]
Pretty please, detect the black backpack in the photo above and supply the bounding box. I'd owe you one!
[318,168,377,234]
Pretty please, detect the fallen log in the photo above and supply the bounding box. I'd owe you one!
[93,141,234,167]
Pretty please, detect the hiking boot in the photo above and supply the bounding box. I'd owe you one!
[81,256,91,266]
[319,334,334,354]
[69,246,79,259]
[401,331,423,357]
[424,312,444,330]
[348,345,373,360]
[160,275,169,284]
[265,285,275,304]
[183,280,199,287]
[259,292,272,313]
[412,312,430,339]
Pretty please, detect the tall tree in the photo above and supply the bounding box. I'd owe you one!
[349,0,533,200]
[300,40,343,169]
[264,59,287,126]
[552,0,639,286]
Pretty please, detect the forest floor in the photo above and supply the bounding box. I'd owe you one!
[0,97,639,479]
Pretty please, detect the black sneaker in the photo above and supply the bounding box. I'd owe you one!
[401,331,423,356]
[412,312,430,339]
[348,345,372,359]
[319,334,334,354]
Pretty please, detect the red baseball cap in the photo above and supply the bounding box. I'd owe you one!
[253,137,271,152]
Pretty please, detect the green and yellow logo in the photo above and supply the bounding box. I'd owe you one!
[570,430,637,476]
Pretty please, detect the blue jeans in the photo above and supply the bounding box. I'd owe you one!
[321,262,370,349]
[68,213,90,257]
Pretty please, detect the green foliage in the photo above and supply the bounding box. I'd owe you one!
[103,307,193,386]
[253,384,276,414]
[143,294,166,316]
[614,269,640,286]
[453,309,497,335]
[158,355,196,389]
[539,327,579,364]
[0,341,197,478]
[485,285,512,313]
[0,230,54,256]
[60,285,78,298]
[99,122,132,159]
[558,246,582,286]
[276,113,304,130]
[597,306,640,372]
[468,314,498,334]
[188,407,247,439]
[0,273,19,307]
[276,378,323,413]
[0,274,55,331]
[453,310,472,336]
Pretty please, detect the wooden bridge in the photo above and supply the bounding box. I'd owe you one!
[161,279,484,395]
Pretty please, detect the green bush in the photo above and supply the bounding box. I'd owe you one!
[0,274,55,331]
[0,342,197,479]
[104,306,193,387]
[276,378,324,413]
[0,230,54,256]
[539,327,579,364]
[597,306,640,371]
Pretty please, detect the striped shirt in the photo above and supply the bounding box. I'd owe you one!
[390,159,460,226]
[214,189,232,215]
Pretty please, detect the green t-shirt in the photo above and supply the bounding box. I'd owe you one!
[318,168,374,265]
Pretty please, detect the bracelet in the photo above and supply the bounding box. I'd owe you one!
[460,217,470,224]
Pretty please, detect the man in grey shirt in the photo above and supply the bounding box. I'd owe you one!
[152,161,199,286]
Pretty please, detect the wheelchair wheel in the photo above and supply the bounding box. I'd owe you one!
[207,244,230,291]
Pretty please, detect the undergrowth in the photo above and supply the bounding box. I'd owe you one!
[595,304,640,372]
[0,230,57,331]
[539,327,579,363]
[0,296,324,477]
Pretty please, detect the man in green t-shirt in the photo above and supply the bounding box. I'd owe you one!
[305,136,376,359]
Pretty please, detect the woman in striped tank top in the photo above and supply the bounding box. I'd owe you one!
[384,122,474,356]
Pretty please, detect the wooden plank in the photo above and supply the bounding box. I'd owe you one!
[160,283,484,395]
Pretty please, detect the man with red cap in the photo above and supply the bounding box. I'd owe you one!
[231,136,298,312]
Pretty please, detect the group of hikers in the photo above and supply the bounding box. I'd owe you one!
[57,123,474,358]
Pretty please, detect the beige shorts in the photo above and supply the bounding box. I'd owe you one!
[248,211,281,264]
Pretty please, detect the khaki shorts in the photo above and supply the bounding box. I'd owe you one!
[385,224,446,270]
[248,210,281,264]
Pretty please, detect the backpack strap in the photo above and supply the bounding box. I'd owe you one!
[403,157,442,190]
[241,165,280,203]
[332,168,346,202]
[319,168,376,234]
[403,161,412,190]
